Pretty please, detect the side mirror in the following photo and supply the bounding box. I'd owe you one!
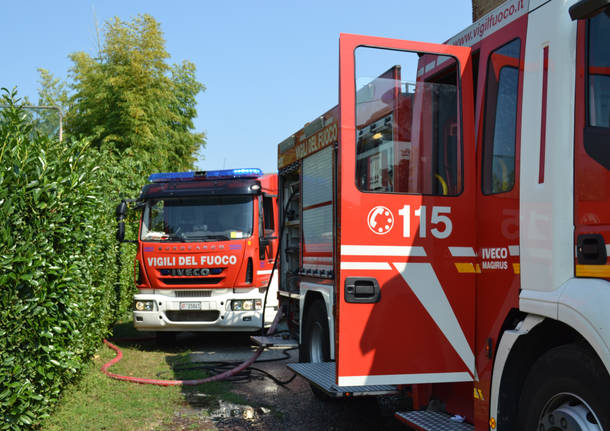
[259,234,278,260]
[116,201,128,221]
[117,222,125,242]
[259,237,268,260]
[115,199,138,244]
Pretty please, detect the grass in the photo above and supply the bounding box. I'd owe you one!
[40,317,246,431]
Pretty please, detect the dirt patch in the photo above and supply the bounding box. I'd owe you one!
[159,333,410,430]
[162,406,217,431]
[216,348,408,431]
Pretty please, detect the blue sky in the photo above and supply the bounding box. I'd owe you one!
[1,1,472,174]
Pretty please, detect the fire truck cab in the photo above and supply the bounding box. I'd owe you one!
[271,0,610,429]
[127,169,279,342]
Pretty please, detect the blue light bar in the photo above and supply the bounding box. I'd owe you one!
[205,168,263,178]
[148,168,263,183]
[148,171,195,182]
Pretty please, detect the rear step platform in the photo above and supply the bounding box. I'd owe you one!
[287,362,397,397]
[395,411,473,430]
[250,335,299,348]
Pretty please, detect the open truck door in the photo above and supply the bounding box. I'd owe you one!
[336,34,476,387]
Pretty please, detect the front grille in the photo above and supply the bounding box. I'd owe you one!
[158,267,224,276]
[166,310,220,322]
[159,278,222,285]
[175,290,212,298]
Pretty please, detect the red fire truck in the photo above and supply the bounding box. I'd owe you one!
[119,168,279,343]
[266,0,610,428]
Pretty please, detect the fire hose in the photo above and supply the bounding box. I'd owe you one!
[100,306,285,386]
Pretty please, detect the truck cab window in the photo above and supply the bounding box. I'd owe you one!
[355,47,462,195]
[263,196,275,231]
[482,38,521,194]
[582,9,610,170]
[588,11,610,128]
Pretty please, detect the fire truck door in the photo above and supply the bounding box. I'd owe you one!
[336,34,476,387]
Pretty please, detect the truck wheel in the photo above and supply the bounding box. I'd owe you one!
[299,299,330,363]
[155,331,176,348]
[517,344,610,431]
[299,299,331,400]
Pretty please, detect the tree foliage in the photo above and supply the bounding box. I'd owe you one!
[37,69,69,113]
[41,14,205,172]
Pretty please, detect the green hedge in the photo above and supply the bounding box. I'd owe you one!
[0,91,142,429]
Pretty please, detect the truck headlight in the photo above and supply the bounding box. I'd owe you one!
[231,299,261,311]
[134,300,154,311]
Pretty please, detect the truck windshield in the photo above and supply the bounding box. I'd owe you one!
[140,196,254,242]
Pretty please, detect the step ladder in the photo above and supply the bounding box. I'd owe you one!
[395,410,474,430]
[287,362,398,397]
[251,336,397,397]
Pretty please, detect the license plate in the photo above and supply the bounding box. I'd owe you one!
[180,301,201,310]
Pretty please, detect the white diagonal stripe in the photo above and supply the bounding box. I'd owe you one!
[449,247,476,257]
[393,262,474,376]
[340,262,392,270]
[341,245,426,257]
[508,245,520,256]
[338,371,472,387]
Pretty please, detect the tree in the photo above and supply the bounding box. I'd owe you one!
[39,14,205,172]
[37,68,69,113]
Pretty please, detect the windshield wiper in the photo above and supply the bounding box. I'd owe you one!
[166,233,186,242]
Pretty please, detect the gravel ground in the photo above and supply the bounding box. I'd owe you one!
[165,332,413,431]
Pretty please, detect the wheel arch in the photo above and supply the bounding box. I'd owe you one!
[302,291,327,320]
[299,283,334,358]
[492,314,606,430]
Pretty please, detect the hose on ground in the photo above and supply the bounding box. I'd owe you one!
[100,307,294,386]
[157,346,298,385]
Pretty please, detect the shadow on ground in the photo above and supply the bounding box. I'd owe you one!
[108,322,410,430]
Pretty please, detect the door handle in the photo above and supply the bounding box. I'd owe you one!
[344,277,381,303]
[577,234,607,265]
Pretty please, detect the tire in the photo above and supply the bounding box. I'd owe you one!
[299,299,331,400]
[300,299,330,363]
[517,343,610,431]
[155,331,177,348]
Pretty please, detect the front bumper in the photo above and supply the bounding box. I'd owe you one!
[132,289,278,332]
